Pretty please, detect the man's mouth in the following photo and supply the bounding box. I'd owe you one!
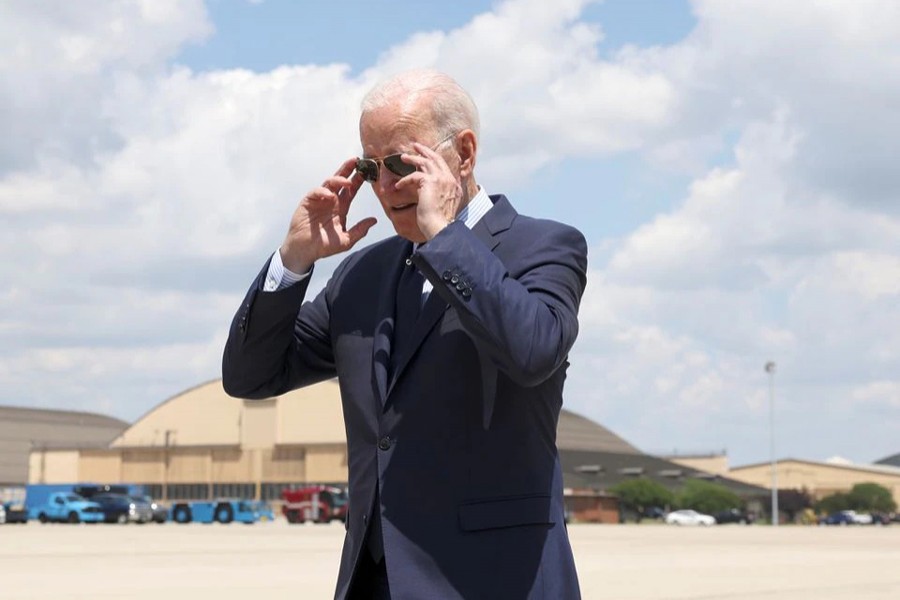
[392,203,417,211]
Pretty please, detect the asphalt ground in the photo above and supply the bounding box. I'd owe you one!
[2,521,899,599]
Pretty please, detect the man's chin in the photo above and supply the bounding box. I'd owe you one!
[393,224,426,244]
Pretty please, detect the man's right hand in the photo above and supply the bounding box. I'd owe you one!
[279,157,378,274]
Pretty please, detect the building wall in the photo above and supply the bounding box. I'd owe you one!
[566,492,620,524]
[15,379,349,501]
[121,449,165,482]
[276,383,347,445]
[28,450,80,484]
[729,460,900,505]
[0,406,126,485]
[305,444,349,482]
[79,450,122,482]
[110,381,242,448]
[667,454,730,476]
[263,447,306,481]
[28,444,348,502]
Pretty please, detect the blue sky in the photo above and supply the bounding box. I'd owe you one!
[2,0,899,469]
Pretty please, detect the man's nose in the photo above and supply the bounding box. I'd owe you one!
[375,164,399,194]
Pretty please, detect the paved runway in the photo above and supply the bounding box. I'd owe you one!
[2,521,898,599]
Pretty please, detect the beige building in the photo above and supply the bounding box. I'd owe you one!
[663,452,730,477]
[28,378,704,510]
[728,458,900,506]
[26,378,771,520]
[1,406,127,486]
[29,379,349,502]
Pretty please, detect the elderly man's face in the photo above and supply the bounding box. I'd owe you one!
[359,106,452,243]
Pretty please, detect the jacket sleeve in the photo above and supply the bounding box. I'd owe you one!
[221,257,338,399]
[413,220,588,388]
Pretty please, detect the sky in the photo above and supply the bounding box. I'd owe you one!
[2,0,898,468]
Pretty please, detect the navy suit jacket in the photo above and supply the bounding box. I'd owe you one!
[223,195,587,599]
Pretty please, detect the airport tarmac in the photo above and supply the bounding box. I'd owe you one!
[2,521,899,599]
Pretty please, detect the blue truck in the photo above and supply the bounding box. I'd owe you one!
[34,491,105,523]
[25,483,146,521]
[170,499,274,524]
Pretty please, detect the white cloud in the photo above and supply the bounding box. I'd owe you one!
[1,0,898,466]
[853,382,900,408]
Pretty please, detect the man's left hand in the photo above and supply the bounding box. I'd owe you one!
[396,141,463,240]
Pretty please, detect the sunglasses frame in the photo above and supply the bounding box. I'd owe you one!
[355,133,457,183]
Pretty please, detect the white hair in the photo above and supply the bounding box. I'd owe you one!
[361,69,480,139]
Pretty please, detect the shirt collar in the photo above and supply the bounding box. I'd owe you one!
[413,187,491,252]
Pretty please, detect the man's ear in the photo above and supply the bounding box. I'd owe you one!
[457,129,477,178]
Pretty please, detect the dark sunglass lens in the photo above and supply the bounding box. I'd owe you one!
[355,159,379,182]
[383,154,416,178]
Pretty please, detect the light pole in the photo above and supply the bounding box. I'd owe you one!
[765,361,778,526]
[163,429,175,502]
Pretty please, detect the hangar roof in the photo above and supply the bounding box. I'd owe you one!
[0,405,128,485]
[557,409,640,454]
[561,449,768,496]
[874,453,900,468]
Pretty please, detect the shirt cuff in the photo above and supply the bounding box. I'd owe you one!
[262,249,309,292]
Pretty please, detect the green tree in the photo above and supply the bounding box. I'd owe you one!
[847,483,897,513]
[676,480,742,515]
[814,492,850,514]
[609,479,674,518]
[779,488,814,522]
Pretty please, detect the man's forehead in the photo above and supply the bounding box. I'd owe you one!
[360,112,433,153]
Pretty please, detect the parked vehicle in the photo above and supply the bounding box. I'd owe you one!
[819,511,855,525]
[34,492,104,524]
[664,509,716,526]
[715,509,755,525]
[24,483,146,521]
[91,494,153,523]
[73,484,135,499]
[135,495,168,523]
[870,513,892,525]
[641,506,666,521]
[170,499,274,524]
[1,502,28,524]
[847,511,873,525]
[281,485,349,524]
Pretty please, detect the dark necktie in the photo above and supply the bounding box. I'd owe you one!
[390,256,424,373]
[366,256,422,564]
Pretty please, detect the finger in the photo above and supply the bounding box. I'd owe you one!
[335,172,367,224]
[345,217,378,247]
[406,143,451,174]
[323,157,362,196]
[305,186,339,203]
[392,171,424,192]
[334,156,359,178]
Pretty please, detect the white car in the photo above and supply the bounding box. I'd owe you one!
[665,509,716,526]
[843,510,873,525]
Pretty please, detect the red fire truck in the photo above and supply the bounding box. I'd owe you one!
[281,485,348,524]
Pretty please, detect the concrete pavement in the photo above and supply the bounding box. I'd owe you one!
[2,521,898,599]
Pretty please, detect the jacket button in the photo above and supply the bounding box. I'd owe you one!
[378,436,392,451]
[450,274,460,284]
[461,288,472,299]
[442,270,452,281]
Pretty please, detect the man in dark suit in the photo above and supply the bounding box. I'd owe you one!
[223,69,587,599]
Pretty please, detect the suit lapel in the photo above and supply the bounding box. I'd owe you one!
[385,195,517,401]
[386,286,448,399]
[372,239,412,408]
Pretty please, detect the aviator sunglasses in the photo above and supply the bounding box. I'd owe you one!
[355,133,457,183]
